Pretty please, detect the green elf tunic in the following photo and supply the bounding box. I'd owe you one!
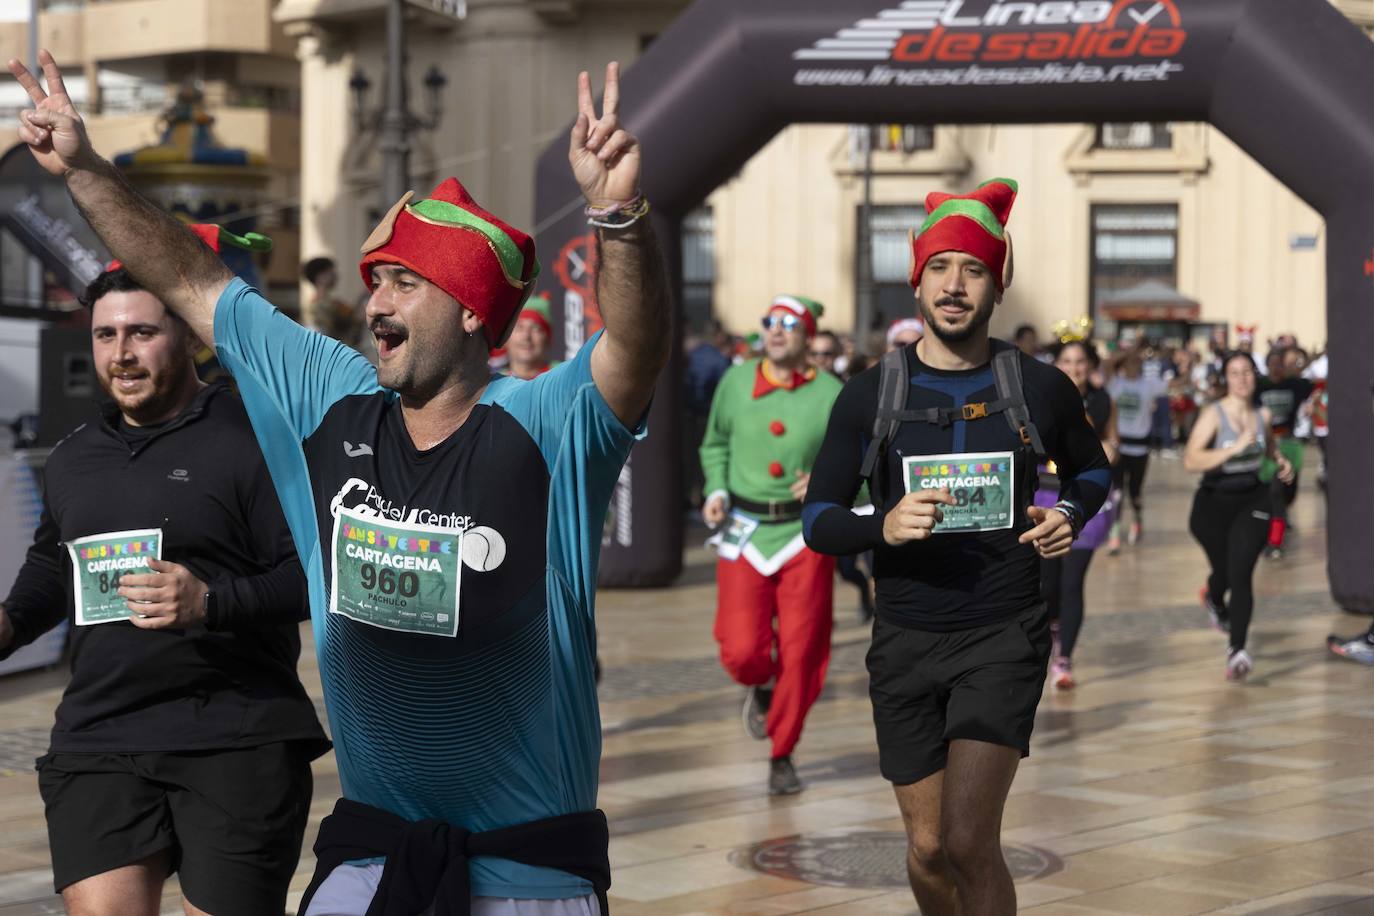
[700,359,843,575]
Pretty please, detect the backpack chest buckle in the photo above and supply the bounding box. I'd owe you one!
[962,402,988,421]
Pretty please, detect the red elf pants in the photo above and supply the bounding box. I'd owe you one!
[713,547,835,759]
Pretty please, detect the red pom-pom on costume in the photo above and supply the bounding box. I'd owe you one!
[769,420,786,437]
[768,461,785,478]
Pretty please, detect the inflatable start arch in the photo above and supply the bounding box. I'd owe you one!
[535,0,1374,609]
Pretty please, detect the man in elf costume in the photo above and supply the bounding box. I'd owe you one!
[700,294,842,796]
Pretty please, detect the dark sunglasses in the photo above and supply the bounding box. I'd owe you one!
[761,313,803,333]
[809,349,837,358]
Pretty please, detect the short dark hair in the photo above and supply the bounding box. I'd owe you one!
[813,330,840,349]
[302,256,336,285]
[1014,324,1037,341]
[80,267,185,330]
[80,266,143,310]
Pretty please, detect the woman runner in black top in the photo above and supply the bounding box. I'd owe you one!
[1038,340,1117,690]
[1184,352,1293,681]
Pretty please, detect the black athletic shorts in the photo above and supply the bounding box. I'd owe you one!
[866,605,1051,785]
[36,741,314,915]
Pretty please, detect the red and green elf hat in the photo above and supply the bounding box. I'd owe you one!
[768,294,825,337]
[517,293,553,336]
[909,178,1018,293]
[359,177,540,348]
[106,222,272,272]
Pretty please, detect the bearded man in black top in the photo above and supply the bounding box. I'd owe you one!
[804,180,1109,916]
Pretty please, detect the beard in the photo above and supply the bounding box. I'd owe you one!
[376,320,490,402]
[918,292,994,344]
[99,351,194,425]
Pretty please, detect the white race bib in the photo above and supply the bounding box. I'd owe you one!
[715,511,761,561]
[66,528,162,626]
[902,451,1016,533]
[330,506,464,637]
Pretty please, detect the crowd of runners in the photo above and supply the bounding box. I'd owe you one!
[0,48,1365,916]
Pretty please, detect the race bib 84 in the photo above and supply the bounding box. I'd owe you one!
[66,528,162,626]
[902,451,1016,533]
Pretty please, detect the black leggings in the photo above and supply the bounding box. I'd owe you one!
[1041,549,1094,659]
[1113,452,1149,515]
[1189,486,1270,652]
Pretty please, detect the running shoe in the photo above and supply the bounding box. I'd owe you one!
[1128,519,1142,546]
[1226,648,1253,682]
[768,755,804,796]
[1106,521,1122,556]
[743,685,772,740]
[1051,656,1075,691]
[1327,633,1374,665]
[1201,586,1230,633]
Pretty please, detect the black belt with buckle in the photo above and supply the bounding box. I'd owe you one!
[730,494,803,523]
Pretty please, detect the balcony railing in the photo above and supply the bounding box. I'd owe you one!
[96,83,300,116]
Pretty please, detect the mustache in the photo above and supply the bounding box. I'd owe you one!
[369,318,407,337]
[933,295,968,309]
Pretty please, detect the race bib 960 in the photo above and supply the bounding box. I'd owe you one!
[330,506,463,637]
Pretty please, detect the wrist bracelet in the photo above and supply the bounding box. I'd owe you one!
[586,195,650,229]
[1050,501,1083,537]
[585,191,642,219]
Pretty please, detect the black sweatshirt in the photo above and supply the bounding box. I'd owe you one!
[1,383,327,754]
[803,343,1111,631]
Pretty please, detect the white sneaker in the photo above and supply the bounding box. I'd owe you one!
[1226,649,1253,682]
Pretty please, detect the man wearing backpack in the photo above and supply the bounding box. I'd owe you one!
[803,179,1110,916]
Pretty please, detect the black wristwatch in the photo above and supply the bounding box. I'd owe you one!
[202,588,218,630]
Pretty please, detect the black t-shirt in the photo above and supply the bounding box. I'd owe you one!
[1255,376,1313,433]
[803,342,1111,631]
[305,393,552,653]
[2,384,326,754]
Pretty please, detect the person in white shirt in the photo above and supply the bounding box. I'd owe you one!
[1107,350,1169,547]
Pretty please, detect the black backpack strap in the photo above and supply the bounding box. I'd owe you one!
[877,406,947,425]
[992,347,1046,458]
[860,348,910,480]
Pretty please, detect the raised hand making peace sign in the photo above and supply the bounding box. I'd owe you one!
[569,62,641,209]
[7,49,97,178]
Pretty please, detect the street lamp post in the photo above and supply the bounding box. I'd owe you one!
[855,127,876,350]
[379,0,411,208]
[349,0,449,214]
